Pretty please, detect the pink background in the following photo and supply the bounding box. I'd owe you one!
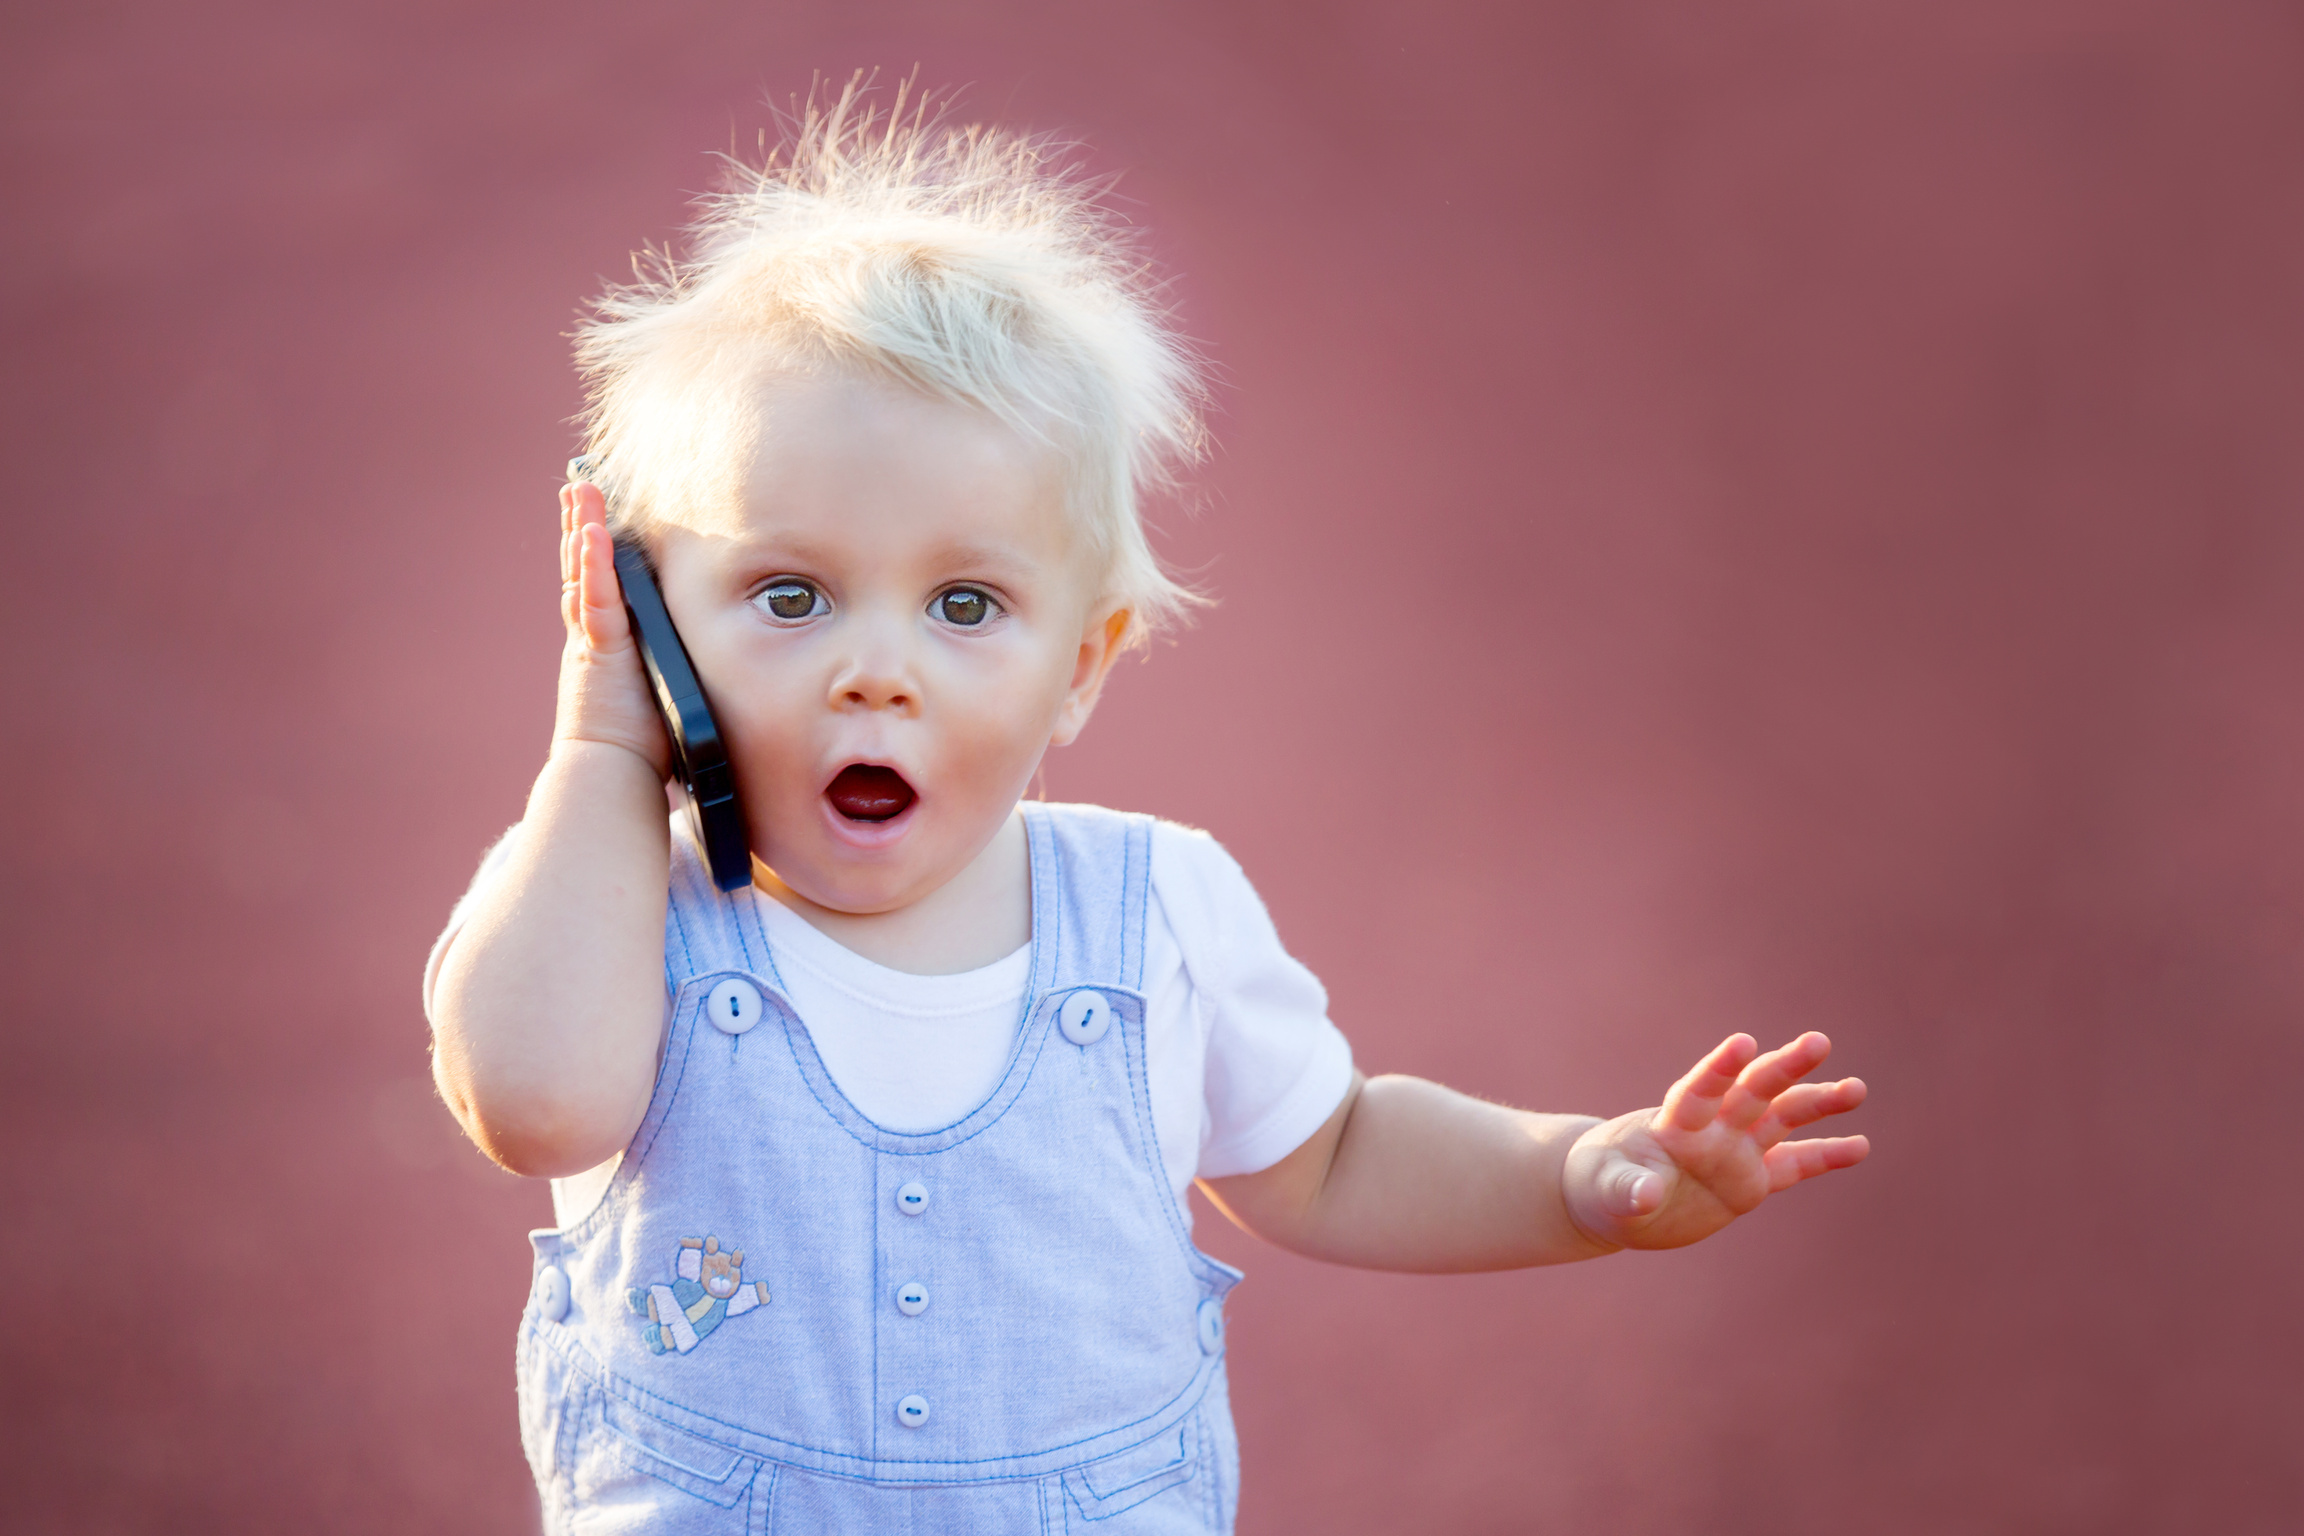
[5,2,2301,1530]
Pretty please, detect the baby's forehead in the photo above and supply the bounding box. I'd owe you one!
[652,373,1100,578]
[740,366,1058,474]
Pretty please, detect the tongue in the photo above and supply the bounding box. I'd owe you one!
[826,764,916,822]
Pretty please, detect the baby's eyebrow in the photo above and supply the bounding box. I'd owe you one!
[720,530,838,566]
[716,531,1050,579]
[930,540,1042,573]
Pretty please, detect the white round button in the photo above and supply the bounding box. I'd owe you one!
[896,1181,930,1216]
[536,1265,571,1324]
[1058,989,1110,1046]
[706,978,764,1035]
[1196,1297,1224,1355]
[896,1394,930,1428]
[896,1281,929,1316]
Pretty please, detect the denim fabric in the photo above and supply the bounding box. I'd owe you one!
[517,803,1244,1533]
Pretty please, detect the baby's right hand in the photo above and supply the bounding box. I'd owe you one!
[555,480,672,779]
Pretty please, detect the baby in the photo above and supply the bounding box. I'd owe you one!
[426,90,1868,1535]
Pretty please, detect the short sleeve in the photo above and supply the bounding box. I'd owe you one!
[1151,822,1354,1180]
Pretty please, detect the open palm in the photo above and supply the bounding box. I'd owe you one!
[1565,1032,1869,1251]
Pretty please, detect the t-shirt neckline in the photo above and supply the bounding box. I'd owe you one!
[744,885,1032,1018]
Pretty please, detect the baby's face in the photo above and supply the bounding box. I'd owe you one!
[649,371,1116,916]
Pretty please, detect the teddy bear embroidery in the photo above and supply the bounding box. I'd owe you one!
[625,1235,770,1355]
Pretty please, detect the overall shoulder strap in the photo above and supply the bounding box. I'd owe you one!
[1022,801,1153,995]
[663,814,777,989]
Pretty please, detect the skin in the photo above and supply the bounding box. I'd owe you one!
[430,367,1870,1262]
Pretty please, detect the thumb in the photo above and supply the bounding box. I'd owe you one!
[1596,1154,1667,1221]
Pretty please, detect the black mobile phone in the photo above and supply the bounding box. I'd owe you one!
[568,458,753,892]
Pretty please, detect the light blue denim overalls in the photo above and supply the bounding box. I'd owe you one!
[517,803,1245,1534]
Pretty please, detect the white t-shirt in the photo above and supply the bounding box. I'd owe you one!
[425,817,1354,1231]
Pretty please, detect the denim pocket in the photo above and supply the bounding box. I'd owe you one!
[1061,1415,1201,1529]
[573,1393,763,1533]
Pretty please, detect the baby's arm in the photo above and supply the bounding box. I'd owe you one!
[1201,1033,1867,1270]
[428,484,674,1176]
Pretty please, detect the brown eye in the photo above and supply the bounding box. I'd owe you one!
[753,581,824,622]
[936,588,995,627]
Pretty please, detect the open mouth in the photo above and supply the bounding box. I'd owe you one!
[825,763,917,823]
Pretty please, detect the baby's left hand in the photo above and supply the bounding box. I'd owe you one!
[1563,1032,1869,1250]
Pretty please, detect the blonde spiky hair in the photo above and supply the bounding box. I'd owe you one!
[573,76,1207,644]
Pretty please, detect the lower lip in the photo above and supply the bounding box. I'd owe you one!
[817,790,921,849]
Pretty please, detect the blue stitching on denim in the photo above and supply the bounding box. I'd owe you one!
[1014,803,1064,1100]
[1115,815,1235,1285]
[626,983,717,1176]
[768,807,1077,1155]
[725,882,758,973]
[554,974,713,1246]
[754,1462,777,1536]
[1041,802,1067,995]
[1121,813,1146,992]
[542,803,1234,1492]
[1022,802,1053,1023]
[1122,982,1205,1270]
[738,889,792,996]
[776,988,1072,1157]
[1060,1410,1199,1517]
[599,1394,762,1498]
[870,1144,883,1467]
[533,1320,1218,1476]
[665,888,695,996]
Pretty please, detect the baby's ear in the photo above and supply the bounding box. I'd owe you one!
[1051,606,1131,747]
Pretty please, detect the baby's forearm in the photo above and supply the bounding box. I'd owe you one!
[1202,1075,1617,1272]
[429,739,670,1176]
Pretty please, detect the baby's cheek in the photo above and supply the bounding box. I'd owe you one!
[933,670,1065,792]
[727,680,826,785]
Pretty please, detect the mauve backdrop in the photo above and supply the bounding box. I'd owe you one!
[4,2,2300,1531]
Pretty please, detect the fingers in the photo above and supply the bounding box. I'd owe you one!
[559,480,605,633]
[1751,1077,1867,1149]
[568,478,607,532]
[559,479,623,650]
[1720,1032,1835,1133]
[560,485,577,628]
[575,520,630,653]
[1658,1034,1758,1132]
[560,478,607,611]
[1763,1134,1869,1192]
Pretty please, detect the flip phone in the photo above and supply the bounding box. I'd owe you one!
[568,458,754,891]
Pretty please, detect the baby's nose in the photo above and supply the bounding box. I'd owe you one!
[829,650,919,713]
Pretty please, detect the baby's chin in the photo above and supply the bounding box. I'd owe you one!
[771,859,932,913]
